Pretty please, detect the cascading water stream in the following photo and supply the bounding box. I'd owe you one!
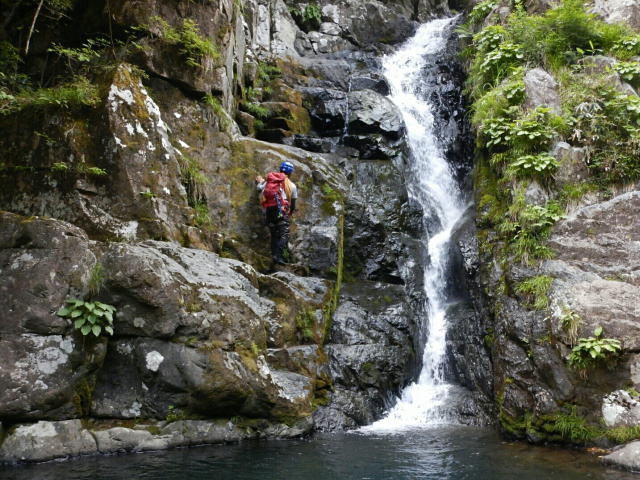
[362,16,466,432]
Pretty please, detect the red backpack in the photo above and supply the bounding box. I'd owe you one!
[260,172,290,213]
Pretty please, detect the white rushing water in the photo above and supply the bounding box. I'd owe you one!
[361,17,465,432]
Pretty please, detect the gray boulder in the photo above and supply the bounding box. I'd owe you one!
[545,190,640,350]
[602,440,640,471]
[602,390,640,428]
[347,89,405,139]
[0,420,96,463]
[551,141,590,187]
[524,68,561,115]
[591,0,640,30]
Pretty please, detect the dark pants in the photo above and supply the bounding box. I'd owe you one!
[265,206,289,263]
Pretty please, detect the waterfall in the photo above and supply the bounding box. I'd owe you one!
[361,16,466,432]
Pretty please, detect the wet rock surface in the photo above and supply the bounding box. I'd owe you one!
[0,0,458,464]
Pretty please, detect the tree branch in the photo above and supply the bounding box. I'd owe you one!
[24,0,44,56]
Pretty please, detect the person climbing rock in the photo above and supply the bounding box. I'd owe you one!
[256,161,298,268]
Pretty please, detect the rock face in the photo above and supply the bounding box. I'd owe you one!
[591,0,640,30]
[523,68,561,114]
[468,0,640,450]
[0,0,452,464]
[602,440,640,471]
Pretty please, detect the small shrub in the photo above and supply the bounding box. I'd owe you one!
[550,407,598,444]
[153,17,218,69]
[193,201,212,227]
[240,101,270,120]
[165,405,188,422]
[515,275,553,310]
[202,94,230,131]
[87,263,105,296]
[559,308,581,345]
[567,326,621,371]
[605,425,640,444]
[57,298,116,337]
[178,155,209,205]
[256,62,281,84]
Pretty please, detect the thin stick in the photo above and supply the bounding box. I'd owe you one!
[24,0,44,55]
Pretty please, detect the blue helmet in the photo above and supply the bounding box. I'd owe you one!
[279,161,294,175]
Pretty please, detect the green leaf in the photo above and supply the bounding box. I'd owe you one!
[589,350,598,359]
[71,309,83,318]
[74,318,86,329]
[594,326,603,337]
[81,325,92,335]
[92,325,101,337]
[87,314,97,324]
[104,311,113,322]
[56,307,71,316]
[104,326,114,335]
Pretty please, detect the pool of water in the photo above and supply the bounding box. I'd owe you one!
[1,426,636,480]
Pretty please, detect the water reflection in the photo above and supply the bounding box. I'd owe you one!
[1,427,635,480]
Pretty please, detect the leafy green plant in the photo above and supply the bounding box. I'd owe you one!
[57,299,116,337]
[612,61,640,87]
[51,162,70,172]
[481,115,513,150]
[48,39,106,73]
[508,153,559,178]
[515,275,553,310]
[289,3,321,32]
[612,36,640,59]
[139,190,156,199]
[466,0,497,27]
[567,326,621,371]
[479,42,524,78]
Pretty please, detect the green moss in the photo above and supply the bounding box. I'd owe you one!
[295,308,316,343]
[321,201,344,342]
[320,183,341,215]
[72,376,96,417]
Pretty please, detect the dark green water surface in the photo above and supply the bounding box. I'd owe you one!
[1,427,636,480]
